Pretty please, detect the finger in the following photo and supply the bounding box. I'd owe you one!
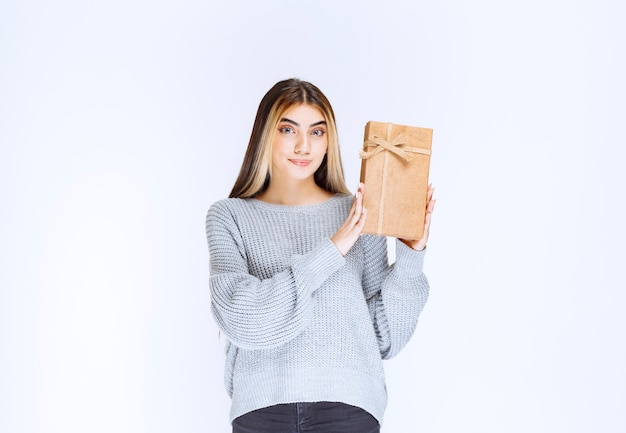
[357,207,367,229]
[356,185,364,213]
[351,186,364,225]
[348,190,360,218]
[423,210,432,233]
[358,182,366,212]
[427,198,436,214]
[427,185,435,202]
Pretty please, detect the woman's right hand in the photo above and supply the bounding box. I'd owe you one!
[331,182,367,256]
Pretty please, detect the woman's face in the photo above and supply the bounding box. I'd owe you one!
[270,103,328,184]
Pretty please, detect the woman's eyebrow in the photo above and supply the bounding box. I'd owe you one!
[279,117,327,128]
[279,117,299,127]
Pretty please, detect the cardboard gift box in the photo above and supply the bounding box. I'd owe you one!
[359,121,433,240]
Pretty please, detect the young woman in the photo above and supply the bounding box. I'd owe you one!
[206,78,435,433]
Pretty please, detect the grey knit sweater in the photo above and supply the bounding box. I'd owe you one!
[205,193,429,424]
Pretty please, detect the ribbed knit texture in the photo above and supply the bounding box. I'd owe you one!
[205,193,429,425]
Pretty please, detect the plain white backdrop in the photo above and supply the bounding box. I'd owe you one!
[1,0,624,432]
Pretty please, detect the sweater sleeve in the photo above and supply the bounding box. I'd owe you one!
[361,236,429,359]
[206,201,345,350]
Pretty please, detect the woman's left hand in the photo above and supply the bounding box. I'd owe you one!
[399,184,436,251]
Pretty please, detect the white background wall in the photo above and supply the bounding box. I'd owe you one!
[1,0,624,432]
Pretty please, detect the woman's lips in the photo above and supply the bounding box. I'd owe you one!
[289,159,312,167]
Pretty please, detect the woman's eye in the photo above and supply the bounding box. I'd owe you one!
[279,126,295,134]
[312,129,326,136]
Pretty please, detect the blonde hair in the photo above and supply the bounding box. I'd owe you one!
[229,79,350,198]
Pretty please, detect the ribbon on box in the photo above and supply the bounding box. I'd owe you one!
[359,123,432,162]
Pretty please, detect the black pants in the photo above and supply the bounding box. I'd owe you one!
[232,402,380,433]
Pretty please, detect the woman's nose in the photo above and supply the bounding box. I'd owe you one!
[294,136,311,154]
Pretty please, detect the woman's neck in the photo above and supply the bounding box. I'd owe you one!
[257,181,333,206]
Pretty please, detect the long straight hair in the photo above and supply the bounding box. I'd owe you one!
[229,79,350,198]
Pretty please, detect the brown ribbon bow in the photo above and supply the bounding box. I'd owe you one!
[359,127,432,162]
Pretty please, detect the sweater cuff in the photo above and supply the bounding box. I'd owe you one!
[292,239,346,295]
[393,239,426,277]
